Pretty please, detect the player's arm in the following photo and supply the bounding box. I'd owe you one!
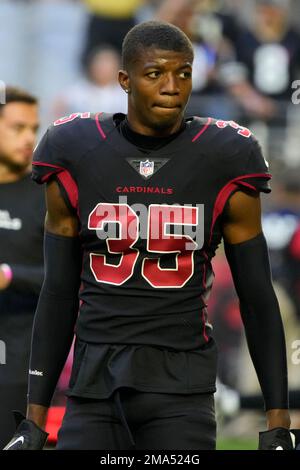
[27,178,81,420]
[3,179,81,450]
[221,190,291,435]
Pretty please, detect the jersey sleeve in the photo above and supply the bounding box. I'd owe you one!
[234,137,271,193]
[211,128,271,226]
[31,127,79,212]
[220,130,272,194]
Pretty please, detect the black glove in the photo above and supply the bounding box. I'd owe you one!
[258,427,296,450]
[3,411,49,450]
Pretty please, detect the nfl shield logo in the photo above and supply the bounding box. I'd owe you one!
[140,160,154,178]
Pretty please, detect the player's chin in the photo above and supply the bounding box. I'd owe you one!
[151,107,182,128]
[152,105,181,115]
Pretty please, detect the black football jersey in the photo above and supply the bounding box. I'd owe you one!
[0,174,45,385]
[32,112,271,397]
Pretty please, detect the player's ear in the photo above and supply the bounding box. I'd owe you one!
[118,70,130,94]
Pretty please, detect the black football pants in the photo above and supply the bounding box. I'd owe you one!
[56,387,216,450]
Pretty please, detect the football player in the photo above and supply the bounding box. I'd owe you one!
[4,21,294,450]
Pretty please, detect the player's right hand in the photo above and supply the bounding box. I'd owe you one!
[3,411,48,450]
[258,428,295,450]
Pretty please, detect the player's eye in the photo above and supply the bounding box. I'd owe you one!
[147,71,160,78]
[179,71,192,79]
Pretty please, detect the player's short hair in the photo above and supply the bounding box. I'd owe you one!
[122,21,194,70]
[0,86,38,113]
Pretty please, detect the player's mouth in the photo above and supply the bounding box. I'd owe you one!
[152,104,181,110]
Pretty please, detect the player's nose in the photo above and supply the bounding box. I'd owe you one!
[160,73,180,95]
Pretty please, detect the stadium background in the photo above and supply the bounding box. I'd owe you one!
[0,0,300,450]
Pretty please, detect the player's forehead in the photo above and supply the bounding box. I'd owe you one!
[134,47,193,70]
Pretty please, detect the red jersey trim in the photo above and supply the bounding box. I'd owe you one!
[192,117,212,143]
[209,173,272,245]
[95,112,107,140]
[32,162,78,210]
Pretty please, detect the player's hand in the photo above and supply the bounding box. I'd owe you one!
[258,428,295,450]
[3,411,48,450]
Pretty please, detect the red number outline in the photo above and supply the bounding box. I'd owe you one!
[88,203,139,286]
[142,204,199,288]
[88,203,200,288]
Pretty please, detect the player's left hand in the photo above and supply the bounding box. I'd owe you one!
[258,428,296,450]
[3,411,48,450]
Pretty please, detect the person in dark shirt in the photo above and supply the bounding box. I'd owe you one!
[223,0,300,121]
[4,22,297,451]
[0,87,44,448]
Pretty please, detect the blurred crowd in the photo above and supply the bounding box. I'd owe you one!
[0,0,300,437]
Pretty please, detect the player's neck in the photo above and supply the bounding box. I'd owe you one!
[119,117,186,151]
[126,113,185,137]
[0,162,30,184]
